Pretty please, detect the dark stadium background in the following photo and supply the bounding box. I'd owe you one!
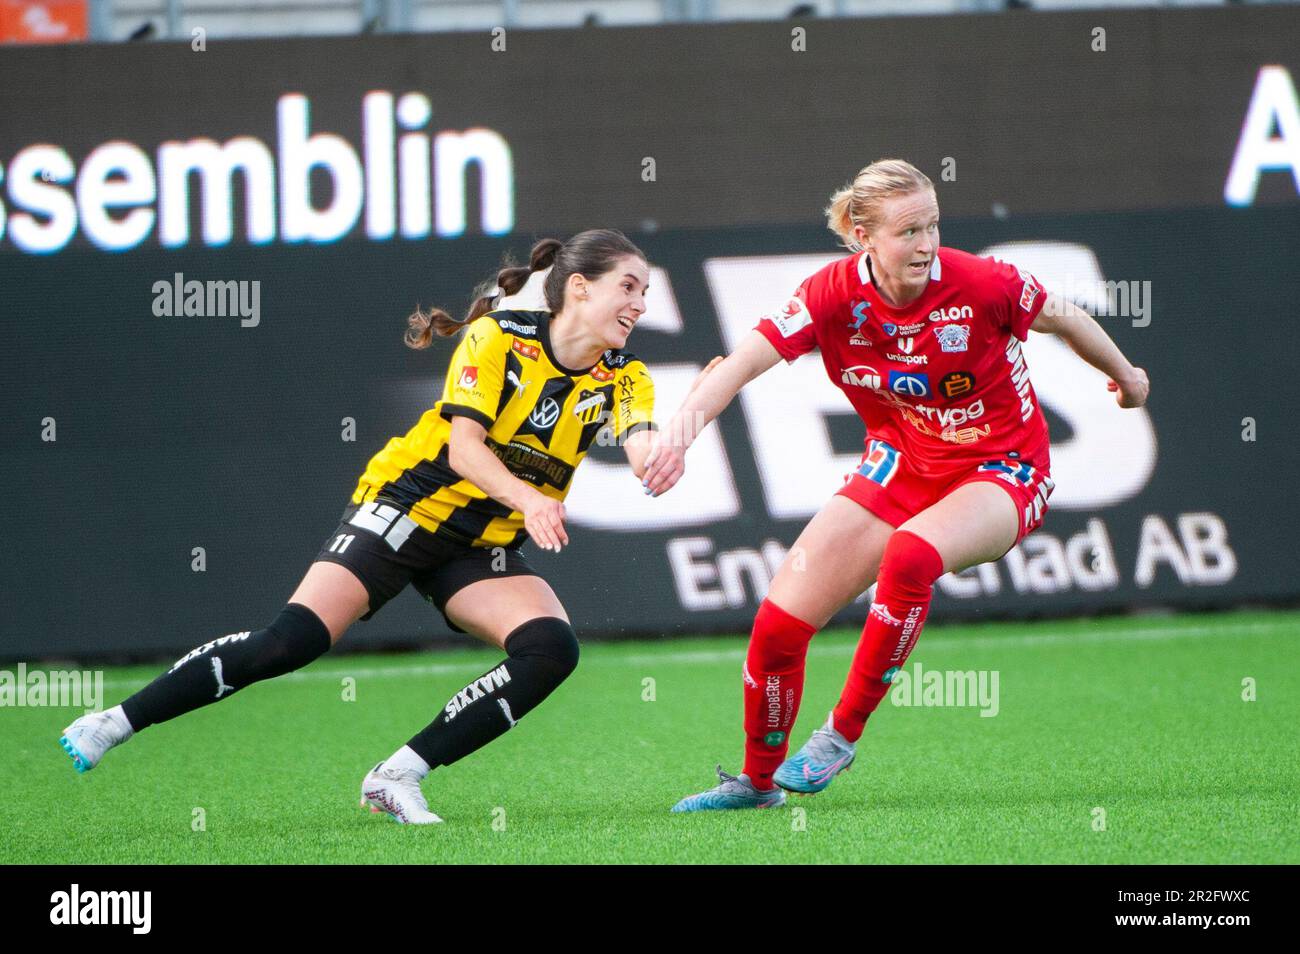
[3,5,1298,660]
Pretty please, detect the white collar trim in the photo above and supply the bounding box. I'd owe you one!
[858,251,942,286]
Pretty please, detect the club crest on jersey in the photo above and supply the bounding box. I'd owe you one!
[528,397,561,429]
[511,339,540,360]
[572,389,607,424]
[457,366,479,389]
[933,323,971,353]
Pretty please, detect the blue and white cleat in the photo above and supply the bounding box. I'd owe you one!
[360,761,443,825]
[671,765,787,812]
[774,714,856,795]
[59,707,134,774]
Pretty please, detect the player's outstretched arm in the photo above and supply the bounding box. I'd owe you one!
[1031,292,1150,409]
[448,415,570,552]
[641,333,781,496]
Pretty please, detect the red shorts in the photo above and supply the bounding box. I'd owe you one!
[836,438,1054,547]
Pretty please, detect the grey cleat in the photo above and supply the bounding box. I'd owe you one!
[671,764,787,812]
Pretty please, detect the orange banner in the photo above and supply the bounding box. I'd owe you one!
[0,0,87,43]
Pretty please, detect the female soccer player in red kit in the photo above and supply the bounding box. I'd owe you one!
[649,159,1151,811]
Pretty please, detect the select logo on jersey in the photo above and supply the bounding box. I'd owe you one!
[590,364,615,382]
[841,365,881,388]
[572,389,607,424]
[511,339,540,360]
[768,296,812,338]
[528,397,561,429]
[457,366,479,389]
[849,331,872,347]
[888,371,931,398]
[928,305,973,322]
[939,371,976,398]
[933,323,971,353]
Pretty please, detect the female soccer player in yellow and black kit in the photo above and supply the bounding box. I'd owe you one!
[60,229,688,824]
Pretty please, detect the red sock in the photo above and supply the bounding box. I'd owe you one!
[832,530,944,743]
[742,598,817,789]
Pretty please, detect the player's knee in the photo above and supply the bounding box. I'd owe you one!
[260,603,332,677]
[504,616,580,683]
[880,530,945,590]
[750,598,816,667]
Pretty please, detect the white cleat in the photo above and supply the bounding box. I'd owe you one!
[360,761,443,825]
[59,708,133,774]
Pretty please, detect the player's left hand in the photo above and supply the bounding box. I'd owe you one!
[1108,366,1149,408]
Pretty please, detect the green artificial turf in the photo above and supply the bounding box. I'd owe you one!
[3,609,1296,864]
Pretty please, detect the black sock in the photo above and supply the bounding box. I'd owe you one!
[119,603,331,731]
[406,617,579,769]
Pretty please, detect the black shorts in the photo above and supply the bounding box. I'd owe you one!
[314,500,539,633]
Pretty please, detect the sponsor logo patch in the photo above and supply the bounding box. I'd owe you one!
[768,297,813,338]
[511,339,540,360]
[939,371,976,398]
[888,371,931,398]
[457,366,479,389]
[841,365,881,388]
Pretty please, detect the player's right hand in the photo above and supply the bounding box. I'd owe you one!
[1109,366,1150,408]
[641,430,687,497]
[522,493,569,552]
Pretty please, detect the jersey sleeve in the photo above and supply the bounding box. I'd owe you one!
[612,360,657,440]
[439,316,508,429]
[752,277,825,363]
[985,256,1047,341]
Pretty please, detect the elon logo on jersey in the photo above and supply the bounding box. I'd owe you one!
[458,366,479,389]
[889,371,931,398]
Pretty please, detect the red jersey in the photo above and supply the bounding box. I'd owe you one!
[754,247,1051,478]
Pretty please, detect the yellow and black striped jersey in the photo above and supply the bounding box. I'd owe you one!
[351,309,657,548]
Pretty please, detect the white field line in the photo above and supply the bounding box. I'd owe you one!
[96,620,1282,691]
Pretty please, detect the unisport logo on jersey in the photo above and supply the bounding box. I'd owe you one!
[933,323,971,352]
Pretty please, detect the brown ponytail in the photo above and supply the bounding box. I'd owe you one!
[402,237,566,350]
